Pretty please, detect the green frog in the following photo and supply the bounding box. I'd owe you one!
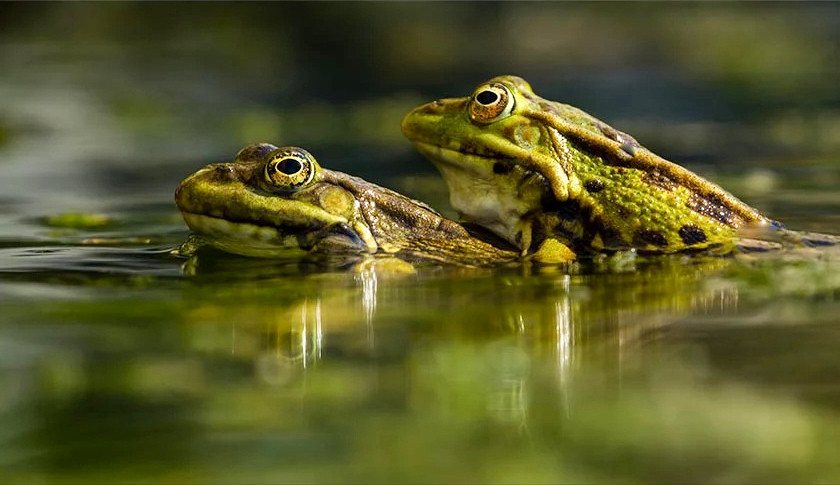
[401,75,835,260]
[175,143,518,266]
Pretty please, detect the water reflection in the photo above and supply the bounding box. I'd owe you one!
[357,264,378,350]
[181,255,742,418]
[5,250,840,482]
[256,296,323,386]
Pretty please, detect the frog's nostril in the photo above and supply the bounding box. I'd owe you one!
[208,164,237,182]
[215,165,235,178]
[412,101,444,116]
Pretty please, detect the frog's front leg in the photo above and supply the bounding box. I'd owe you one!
[537,126,586,201]
[171,233,210,257]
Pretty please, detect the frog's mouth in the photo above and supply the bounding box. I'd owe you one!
[179,211,309,255]
[411,141,499,177]
[179,211,372,257]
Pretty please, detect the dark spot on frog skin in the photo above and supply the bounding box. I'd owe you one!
[615,206,631,219]
[583,178,605,193]
[540,190,567,213]
[552,219,579,243]
[633,229,668,248]
[551,199,582,222]
[642,169,678,191]
[678,224,707,245]
[547,200,588,246]
[598,225,628,250]
[493,161,513,174]
[686,192,737,226]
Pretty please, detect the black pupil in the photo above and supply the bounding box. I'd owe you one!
[476,90,499,105]
[276,158,302,175]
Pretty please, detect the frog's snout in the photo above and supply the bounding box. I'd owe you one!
[400,104,432,139]
[175,163,239,212]
[401,98,467,140]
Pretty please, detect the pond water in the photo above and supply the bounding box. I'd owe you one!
[4,170,840,483]
[3,3,840,484]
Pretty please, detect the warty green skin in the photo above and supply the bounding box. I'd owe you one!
[175,143,518,266]
[401,75,780,257]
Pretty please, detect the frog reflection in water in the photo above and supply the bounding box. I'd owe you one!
[175,143,517,266]
[402,75,839,261]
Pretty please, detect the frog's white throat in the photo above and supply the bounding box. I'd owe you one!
[413,142,534,248]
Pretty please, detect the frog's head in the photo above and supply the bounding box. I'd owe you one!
[401,76,557,181]
[175,144,379,257]
[401,75,583,246]
[175,143,516,263]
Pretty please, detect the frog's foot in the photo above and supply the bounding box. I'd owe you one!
[778,229,840,248]
[171,234,209,258]
[524,238,576,264]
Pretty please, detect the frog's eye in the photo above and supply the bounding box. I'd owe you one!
[469,82,514,124]
[264,148,317,191]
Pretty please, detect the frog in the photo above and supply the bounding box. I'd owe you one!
[174,143,521,267]
[400,75,835,260]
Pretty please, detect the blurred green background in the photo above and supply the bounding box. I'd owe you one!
[3,3,840,484]
[2,2,840,188]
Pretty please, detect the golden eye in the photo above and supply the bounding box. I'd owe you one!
[264,148,317,191]
[468,82,514,124]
